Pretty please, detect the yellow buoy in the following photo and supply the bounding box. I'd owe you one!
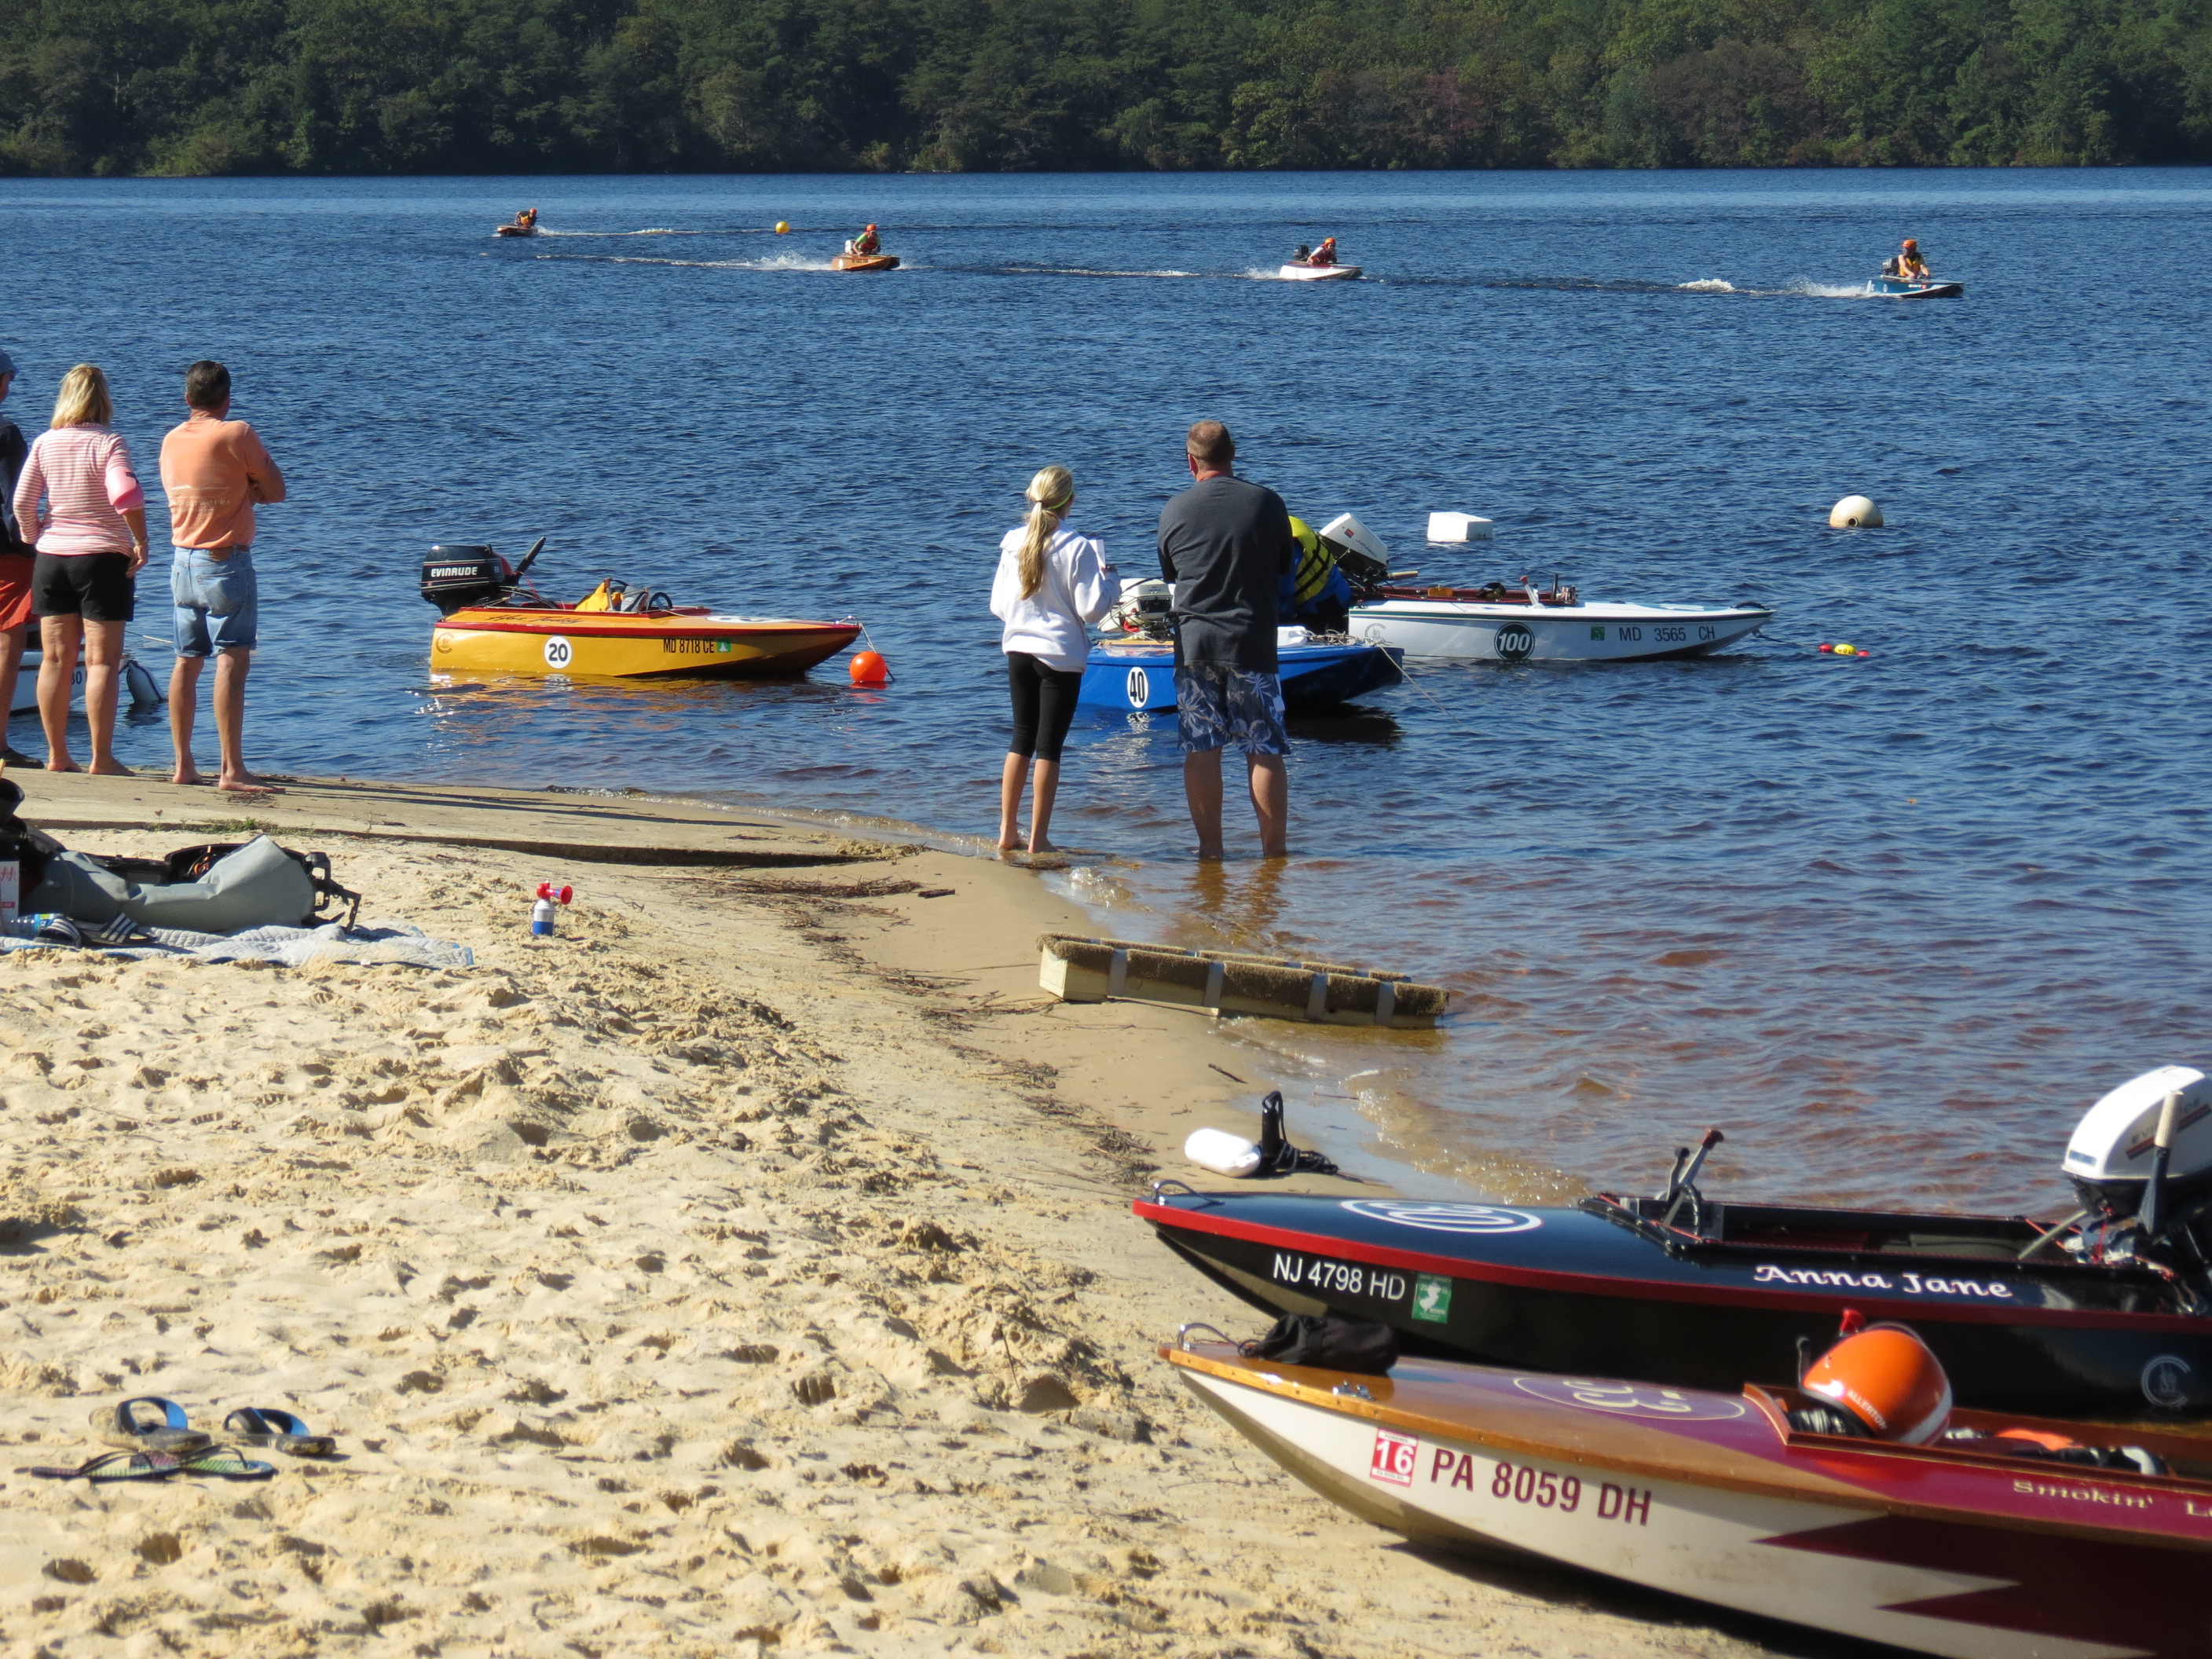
[774,221,790,234]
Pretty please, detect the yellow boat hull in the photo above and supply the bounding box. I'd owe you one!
[430,607,861,679]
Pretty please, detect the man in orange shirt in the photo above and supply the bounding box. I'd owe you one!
[159,360,286,793]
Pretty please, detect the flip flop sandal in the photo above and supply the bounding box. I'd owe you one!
[89,1396,212,1456]
[222,1408,336,1458]
[175,1445,276,1481]
[18,1449,183,1481]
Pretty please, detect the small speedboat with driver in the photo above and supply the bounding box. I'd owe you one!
[1167,1320,2212,1659]
[1137,1064,2212,1418]
[422,539,861,679]
[1870,274,1964,299]
[1318,513,1771,662]
[1280,239,1361,281]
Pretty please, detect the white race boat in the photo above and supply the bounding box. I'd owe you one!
[8,650,163,715]
[1166,1334,2211,1659]
[1352,580,1771,662]
[1279,262,1361,282]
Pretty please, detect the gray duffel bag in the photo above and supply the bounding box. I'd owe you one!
[27,834,331,934]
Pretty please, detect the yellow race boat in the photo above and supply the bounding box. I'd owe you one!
[423,540,862,680]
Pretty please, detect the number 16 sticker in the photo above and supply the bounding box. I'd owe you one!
[1369,1428,1418,1486]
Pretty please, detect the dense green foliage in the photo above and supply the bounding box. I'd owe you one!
[5,0,2210,174]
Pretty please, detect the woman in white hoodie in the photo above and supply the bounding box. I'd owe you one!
[989,465,1114,855]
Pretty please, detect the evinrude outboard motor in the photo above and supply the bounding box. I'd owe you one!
[2064,1065,2212,1258]
[420,537,544,617]
[1317,512,1393,590]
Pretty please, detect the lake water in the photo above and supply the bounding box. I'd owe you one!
[5,170,2207,1215]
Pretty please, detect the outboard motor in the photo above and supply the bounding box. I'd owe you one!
[419,537,545,616]
[1317,512,1392,589]
[2064,1066,2212,1252]
[421,545,511,616]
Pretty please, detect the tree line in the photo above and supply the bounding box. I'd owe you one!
[4,0,2208,175]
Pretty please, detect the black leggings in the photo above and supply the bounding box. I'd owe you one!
[1006,652,1084,761]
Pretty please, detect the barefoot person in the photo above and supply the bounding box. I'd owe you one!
[0,350,35,761]
[1157,419,1295,859]
[10,363,147,775]
[990,465,1113,855]
[160,360,286,793]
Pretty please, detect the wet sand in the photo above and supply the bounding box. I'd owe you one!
[0,770,1804,1658]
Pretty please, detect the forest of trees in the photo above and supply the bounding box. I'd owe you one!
[3,0,2209,175]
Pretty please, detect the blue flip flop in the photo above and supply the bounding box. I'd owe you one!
[222,1408,336,1458]
[89,1397,211,1455]
[20,1449,184,1481]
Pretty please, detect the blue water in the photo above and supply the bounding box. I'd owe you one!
[5,170,2208,1213]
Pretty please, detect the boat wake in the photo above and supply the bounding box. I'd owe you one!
[1492,275,1877,300]
[533,227,731,239]
[537,252,845,273]
[992,265,1202,280]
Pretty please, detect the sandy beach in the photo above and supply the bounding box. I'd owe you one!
[0,771,1802,1659]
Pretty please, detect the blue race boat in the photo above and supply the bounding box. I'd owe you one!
[1080,635,1404,715]
[1869,274,1964,299]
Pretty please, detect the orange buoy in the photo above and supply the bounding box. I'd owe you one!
[849,650,889,686]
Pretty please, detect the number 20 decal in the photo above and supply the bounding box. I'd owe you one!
[544,636,573,668]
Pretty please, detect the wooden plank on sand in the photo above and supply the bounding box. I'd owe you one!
[1038,932,1447,1028]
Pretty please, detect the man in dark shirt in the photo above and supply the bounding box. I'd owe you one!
[1157,419,1296,858]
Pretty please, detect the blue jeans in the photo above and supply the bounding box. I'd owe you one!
[172,547,258,656]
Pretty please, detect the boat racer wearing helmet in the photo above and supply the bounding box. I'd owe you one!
[853,224,882,256]
[1881,238,1929,280]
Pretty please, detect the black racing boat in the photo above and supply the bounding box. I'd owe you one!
[1137,1066,2212,1419]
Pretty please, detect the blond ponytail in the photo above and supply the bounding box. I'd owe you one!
[1016,466,1075,600]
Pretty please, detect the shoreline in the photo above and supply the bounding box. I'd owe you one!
[0,767,1785,1657]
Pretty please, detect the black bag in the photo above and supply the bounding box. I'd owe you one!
[1243,1314,1399,1375]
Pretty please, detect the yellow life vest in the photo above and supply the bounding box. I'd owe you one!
[1288,515,1335,607]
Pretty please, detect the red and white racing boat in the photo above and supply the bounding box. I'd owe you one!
[1168,1335,2211,1658]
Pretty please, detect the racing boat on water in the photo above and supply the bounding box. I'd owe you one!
[9,650,162,716]
[1081,633,1402,716]
[1280,262,1361,282]
[831,253,899,272]
[421,539,860,680]
[1353,583,1772,661]
[1137,1067,2212,1419]
[1870,273,1963,299]
[1167,1333,2212,1659]
[1315,513,1771,663]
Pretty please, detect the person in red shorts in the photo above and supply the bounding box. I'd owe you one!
[0,350,35,762]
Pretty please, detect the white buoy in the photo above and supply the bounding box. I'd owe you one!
[1426,511,1494,542]
[1184,1127,1262,1178]
[1829,495,1884,529]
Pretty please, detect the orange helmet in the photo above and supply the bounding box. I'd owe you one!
[866,223,877,231]
[1903,238,1918,249]
[1804,1324,1952,1444]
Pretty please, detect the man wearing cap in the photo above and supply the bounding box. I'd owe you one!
[159,359,285,793]
[1157,419,1296,859]
[0,350,34,760]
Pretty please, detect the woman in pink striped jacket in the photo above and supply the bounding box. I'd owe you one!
[9,364,148,774]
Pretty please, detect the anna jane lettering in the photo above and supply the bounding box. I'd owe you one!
[1752,1263,2014,1298]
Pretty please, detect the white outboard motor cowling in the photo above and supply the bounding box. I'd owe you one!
[2064,1064,2212,1223]
[1317,513,1393,588]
